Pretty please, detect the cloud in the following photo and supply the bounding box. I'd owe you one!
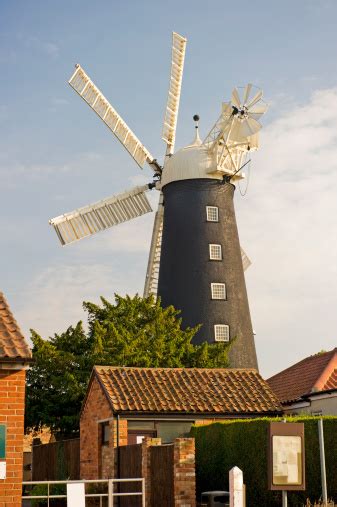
[0,105,8,122]
[72,211,155,254]
[16,262,145,340]
[48,97,70,113]
[9,87,337,379]
[43,42,59,58]
[0,151,103,187]
[22,36,60,59]
[238,87,337,376]
[0,49,17,64]
[0,163,67,189]
[52,98,69,106]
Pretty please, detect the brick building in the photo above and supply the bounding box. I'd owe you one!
[268,348,337,415]
[80,366,281,479]
[0,292,32,507]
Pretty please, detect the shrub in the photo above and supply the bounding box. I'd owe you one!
[190,416,337,507]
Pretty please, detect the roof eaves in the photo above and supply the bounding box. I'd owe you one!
[114,409,283,417]
[280,397,302,405]
[0,356,34,364]
[301,387,337,400]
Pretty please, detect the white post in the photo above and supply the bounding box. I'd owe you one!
[282,490,288,507]
[230,466,244,507]
[108,479,113,507]
[318,418,328,506]
[282,418,288,507]
[142,478,146,507]
[66,483,85,507]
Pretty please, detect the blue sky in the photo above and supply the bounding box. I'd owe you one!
[1,0,337,377]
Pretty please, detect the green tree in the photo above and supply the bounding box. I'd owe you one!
[26,294,231,435]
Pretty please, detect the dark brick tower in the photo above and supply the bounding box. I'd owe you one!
[157,138,258,369]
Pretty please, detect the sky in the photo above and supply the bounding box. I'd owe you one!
[1,0,337,378]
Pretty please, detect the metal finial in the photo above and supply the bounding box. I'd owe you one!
[191,115,202,145]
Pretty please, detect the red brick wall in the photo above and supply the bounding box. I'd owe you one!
[80,375,130,479]
[0,368,26,507]
[80,376,113,479]
[114,418,128,447]
[173,438,196,507]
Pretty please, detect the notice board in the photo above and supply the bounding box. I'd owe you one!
[0,425,5,459]
[268,422,305,491]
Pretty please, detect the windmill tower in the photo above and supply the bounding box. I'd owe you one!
[49,33,267,369]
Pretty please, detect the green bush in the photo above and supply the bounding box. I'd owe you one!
[190,416,337,507]
[26,483,66,506]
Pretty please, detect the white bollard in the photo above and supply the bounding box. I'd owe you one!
[229,466,244,507]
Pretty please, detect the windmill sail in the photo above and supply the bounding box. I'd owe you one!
[162,32,187,154]
[202,102,233,149]
[143,194,164,298]
[68,65,158,170]
[203,85,267,176]
[241,247,251,271]
[50,185,152,246]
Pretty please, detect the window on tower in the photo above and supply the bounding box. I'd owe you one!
[214,324,230,342]
[206,206,219,222]
[209,244,222,260]
[211,283,226,300]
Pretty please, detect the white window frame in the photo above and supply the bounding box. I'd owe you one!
[211,283,226,300]
[214,324,230,342]
[206,206,219,222]
[209,244,222,260]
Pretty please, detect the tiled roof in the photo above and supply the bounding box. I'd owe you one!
[267,349,337,404]
[0,292,32,361]
[94,366,282,415]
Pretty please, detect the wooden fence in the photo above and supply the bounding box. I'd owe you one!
[117,441,176,507]
[32,438,80,481]
[118,443,142,507]
[150,444,174,507]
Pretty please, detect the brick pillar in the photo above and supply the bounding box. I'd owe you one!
[114,418,128,447]
[141,437,161,507]
[101,419,114,478]
[173,438,196,507]
[0,369,26,507]
[102,417,129,479]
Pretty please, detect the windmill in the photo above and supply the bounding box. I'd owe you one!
[49,32,268,369]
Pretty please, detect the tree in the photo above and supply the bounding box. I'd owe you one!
[26,294,231,435]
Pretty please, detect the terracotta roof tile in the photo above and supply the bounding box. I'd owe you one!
[0,292,32,361]
[94,366,281,415]
[267,349,337,404]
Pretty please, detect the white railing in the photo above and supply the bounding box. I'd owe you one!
[22,478,145,507]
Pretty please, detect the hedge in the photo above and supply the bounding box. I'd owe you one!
[190,416,337,507]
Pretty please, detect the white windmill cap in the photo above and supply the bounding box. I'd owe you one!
[161,115,221,188]
[161,143,219,188]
